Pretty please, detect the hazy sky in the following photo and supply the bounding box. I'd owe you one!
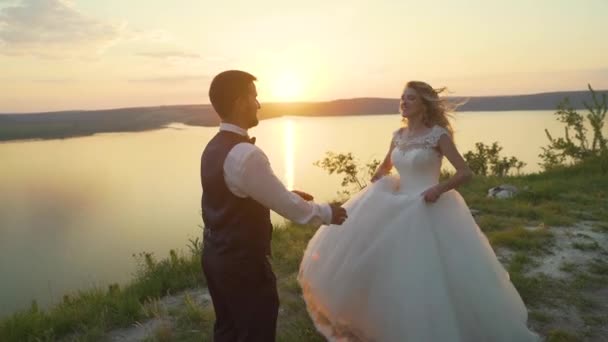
[1,0,607,112]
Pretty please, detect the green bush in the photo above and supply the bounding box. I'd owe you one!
[540,84,607,173]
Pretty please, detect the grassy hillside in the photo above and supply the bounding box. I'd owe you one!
[1,157,606,341]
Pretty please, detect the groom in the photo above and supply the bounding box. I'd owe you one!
[200,70,347,341]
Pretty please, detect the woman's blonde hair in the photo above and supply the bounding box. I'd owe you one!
[403,81,458,136]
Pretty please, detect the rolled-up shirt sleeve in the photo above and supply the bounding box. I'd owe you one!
[224,143,332,226]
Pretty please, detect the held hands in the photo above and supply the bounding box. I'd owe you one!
[329,203,348,225]
[421,185,443,203]
[292,190,347,225]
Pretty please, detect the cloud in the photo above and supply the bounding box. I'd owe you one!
[128,75,210,83]
[0,0,124,58]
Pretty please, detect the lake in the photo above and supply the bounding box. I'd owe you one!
[0,111,569,317]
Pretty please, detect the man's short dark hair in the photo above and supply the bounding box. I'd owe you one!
[208,70,257,119]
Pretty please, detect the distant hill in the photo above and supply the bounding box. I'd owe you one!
[0,89,605,142]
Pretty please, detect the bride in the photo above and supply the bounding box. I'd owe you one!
[298,81,539,341]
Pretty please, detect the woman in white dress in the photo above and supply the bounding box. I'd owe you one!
[298,81,539,341]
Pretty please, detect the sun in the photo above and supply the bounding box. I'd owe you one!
[271,71,304,102]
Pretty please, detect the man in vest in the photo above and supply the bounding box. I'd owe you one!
[201,70,347,341]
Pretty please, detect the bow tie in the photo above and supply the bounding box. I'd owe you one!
[247,136,256,145]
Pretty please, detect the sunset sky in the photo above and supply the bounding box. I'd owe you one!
[1,0,607,112]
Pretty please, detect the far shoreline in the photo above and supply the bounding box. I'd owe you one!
[0,109,556,144]
[1,89,605,142]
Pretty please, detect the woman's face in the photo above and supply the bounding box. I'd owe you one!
[400,87,425,119]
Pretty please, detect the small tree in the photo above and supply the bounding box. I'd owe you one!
[463,142,526,177]
[314,152,381,198]
[540,84,607,172]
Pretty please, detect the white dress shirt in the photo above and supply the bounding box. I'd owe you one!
[220,123,333,226]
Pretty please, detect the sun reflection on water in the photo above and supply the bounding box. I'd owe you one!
[284,118,295,190]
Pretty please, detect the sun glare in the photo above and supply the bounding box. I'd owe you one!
[271,71,304,102]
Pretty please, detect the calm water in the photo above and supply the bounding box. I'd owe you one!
[0,111,566,317]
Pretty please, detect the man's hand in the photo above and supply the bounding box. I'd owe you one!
[329,203,348,225]
[292,190,314,201]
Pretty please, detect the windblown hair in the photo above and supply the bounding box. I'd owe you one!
[403,81,460,136]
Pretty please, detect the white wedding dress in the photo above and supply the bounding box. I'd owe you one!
[298,125,539,342]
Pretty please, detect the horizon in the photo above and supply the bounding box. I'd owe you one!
[1,0,607,112]
[1,86,604,115]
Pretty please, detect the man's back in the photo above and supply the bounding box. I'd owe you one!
[201,130,272,260]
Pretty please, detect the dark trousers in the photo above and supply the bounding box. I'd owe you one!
[202,251,279,342]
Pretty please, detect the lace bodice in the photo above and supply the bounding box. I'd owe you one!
[392,125,449,152]
[389,125,450,194]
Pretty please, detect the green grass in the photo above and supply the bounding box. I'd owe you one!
[462,158,608,339]
[588,258,608,276]
[0,226,325,342]
[166,294,215,342]
[487,227,554,252]
[546,329,582,342]
[273,226,327,342]
[528,310,552,324]
[475,214,527,232]
[460,157,608,228]
[592,221,608,233]
[0,239,205,342]
[572,241,600,251]
[559,262,578,273]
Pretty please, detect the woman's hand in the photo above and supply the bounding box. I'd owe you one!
[371,139,396,183]
[371,172,385,183]
[421,185,443,203]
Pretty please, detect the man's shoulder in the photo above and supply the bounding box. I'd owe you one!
[203,132,250,154]
[228,142,265,162]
